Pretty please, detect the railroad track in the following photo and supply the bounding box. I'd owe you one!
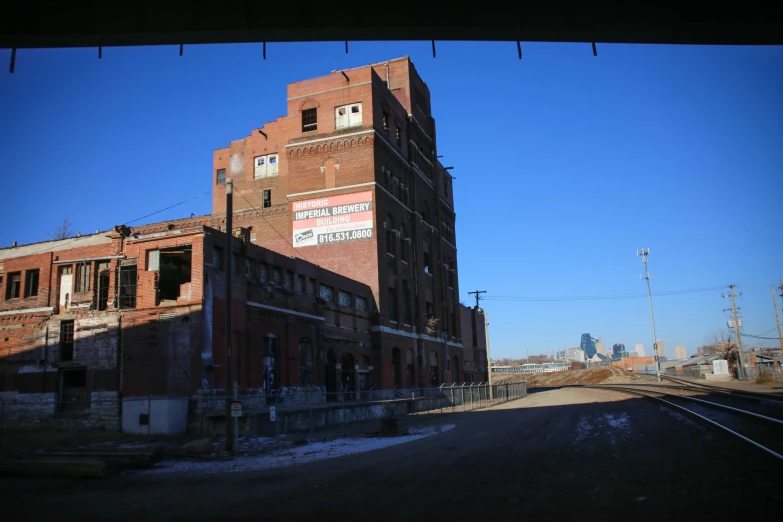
[582,384,783,461]
[599,377,783,407]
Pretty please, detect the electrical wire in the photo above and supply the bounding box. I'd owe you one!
[16,190,212,257]
[234,187,310,261]
[482,286,726,302]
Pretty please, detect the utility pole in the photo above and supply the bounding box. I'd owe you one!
[468,290,486,309]
[637,248,662,382]
[722,284,745,380]
[224,178,235,452]
[774,279,783,353]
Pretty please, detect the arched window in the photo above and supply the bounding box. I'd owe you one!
[298,338,313,386]
[386,214,396,256]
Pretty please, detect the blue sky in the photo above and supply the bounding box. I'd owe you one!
[1,41,781,358]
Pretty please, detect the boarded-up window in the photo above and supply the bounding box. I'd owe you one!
[254,156,266,178]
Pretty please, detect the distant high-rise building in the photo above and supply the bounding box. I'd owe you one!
[674,345,687,359]
[573,349,586,362]
[595,338,607,355]
[634,342,645,357]
[581,334,597,359]
[611,343,630,360]
[655,339,666,359]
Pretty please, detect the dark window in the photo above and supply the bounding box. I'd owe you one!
[244,258,255,278]
[285,271,293,290]
[297,275,305,294]
[400,225,408,262]
[307,278,316,297]
[272,267,282,286]
[389,287,398,322]
[302,108,317,132]
[263,189,271,208]
[216,168,226,185]
[59,368,89,412]
[356,295,367,311]
[24,269,39,298]
[158,246,192,301]
[139,413,150,426]
[426,301,434,319]
[319,284,334,302]
[450,312,456,335]
[259,263,267,282]
[423,252,430,274]
[338,290,351,307]
[76,262,91,293]
[299,339,313,386]
[59,320,75,361]
[382,111,389,132]
[396,126,402,147]
[448,260,455,288]
[213,247,224,270]
[402,280,411,324]
[118,259,138,309]
[6,272,21,299]
[386,214,395,256]
[96,261,110,311]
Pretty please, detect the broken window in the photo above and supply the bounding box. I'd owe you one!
[355,295,367,312]
[59,320,75,361]
[389,287,398,322]
[96,261,110,311]
[59,368,89,412]
[319,284,334,302]
[338,290,351,307]
[382,110,389,132]
[6,272,21,299]
[76,262,91,293]
[24,269,39,298]
[216,168,226,185]
[335,103,362,129]
[254,156,266,178]
[118,259,138,309]
[263,189,271,208]
[302,108,317,132]
[268,155,278,176]
[150,246,192,302]
[299,338,313,386]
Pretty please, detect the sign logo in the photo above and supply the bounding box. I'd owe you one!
[295,230,314,242]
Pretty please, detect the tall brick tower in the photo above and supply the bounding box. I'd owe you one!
[212,57,461,389]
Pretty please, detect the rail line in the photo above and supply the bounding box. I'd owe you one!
[599,377,783,406]
[582,384,783,462]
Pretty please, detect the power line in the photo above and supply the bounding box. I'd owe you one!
[234,187,310,261]
[483,286,725,302]
[18,190,212,257]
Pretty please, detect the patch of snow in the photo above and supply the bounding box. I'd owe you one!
[141,430,442,476]
[575,415,593,442]
[440,424,455,433]
[603,413,630,433]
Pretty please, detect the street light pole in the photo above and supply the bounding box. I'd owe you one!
[637,249,661,382]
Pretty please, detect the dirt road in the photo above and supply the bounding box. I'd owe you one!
[3,388,780,521]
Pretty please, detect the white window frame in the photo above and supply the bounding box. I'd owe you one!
[335,103,363,129]
[254,153,279,178]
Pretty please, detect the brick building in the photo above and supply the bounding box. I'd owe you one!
[212,57,463,389]
[0,221,371,430]
[0,56,470,431]
[459,304,489,382]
